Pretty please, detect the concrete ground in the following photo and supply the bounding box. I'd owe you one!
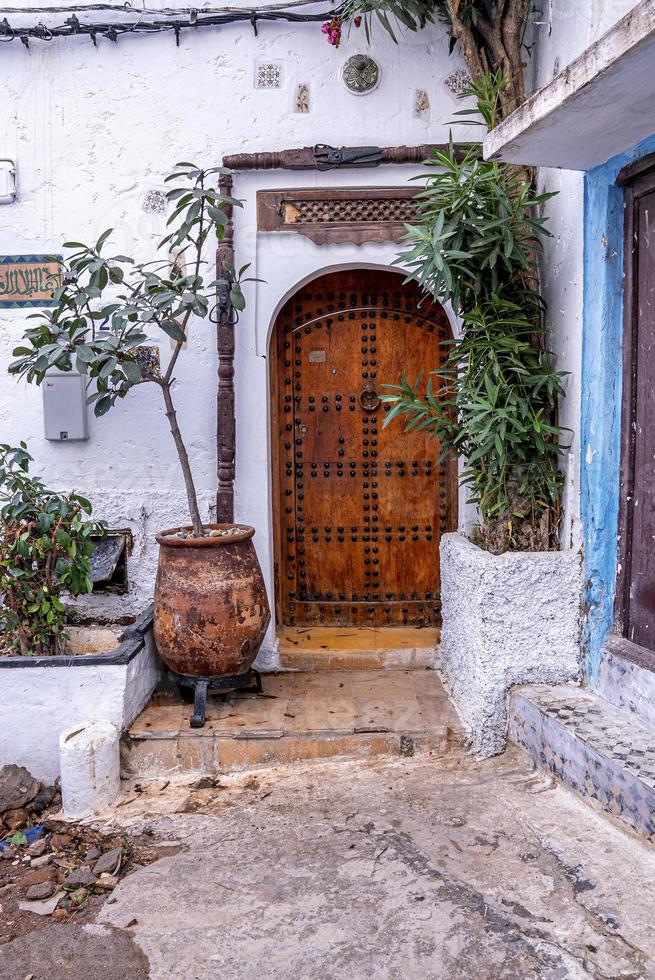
[4,746,655,979]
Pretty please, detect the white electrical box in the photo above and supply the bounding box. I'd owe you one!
[0,160,17,205]
[42,372,88,441]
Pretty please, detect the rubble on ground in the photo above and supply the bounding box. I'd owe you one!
[0,764,162,946]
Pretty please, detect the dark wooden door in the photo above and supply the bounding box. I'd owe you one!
[271,269,456,627]
[620,168,655,650]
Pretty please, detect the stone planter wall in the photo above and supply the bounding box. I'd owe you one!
[439,533,583,757]
[0,606,158,782]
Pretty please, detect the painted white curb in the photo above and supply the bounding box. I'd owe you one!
[59,721,120,818]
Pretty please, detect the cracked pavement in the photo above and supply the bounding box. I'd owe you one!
[5,746,655,978]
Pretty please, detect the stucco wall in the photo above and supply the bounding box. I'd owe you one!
[581,132,655,679]
[440,533,582,758]
[0,5,474,647]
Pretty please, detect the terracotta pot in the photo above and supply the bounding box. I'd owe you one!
[153,524,270,678]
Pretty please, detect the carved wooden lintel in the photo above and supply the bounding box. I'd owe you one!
[223,143,471,171]
[257,186,419,246]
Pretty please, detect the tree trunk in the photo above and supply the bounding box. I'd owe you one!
[159,381,204,534]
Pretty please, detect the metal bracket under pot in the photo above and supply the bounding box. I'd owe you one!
[168,668,263,728]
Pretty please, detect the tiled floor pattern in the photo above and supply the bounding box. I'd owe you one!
[511,684,655,842]
[595,641,655,727]
[124,669,464,776]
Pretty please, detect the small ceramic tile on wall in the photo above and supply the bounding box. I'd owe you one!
[442,67,472,102]
[255,62,283,89]
[294,83,310,113]
[414,89,430,119]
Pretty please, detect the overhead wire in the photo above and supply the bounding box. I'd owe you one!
[0,0,340,45]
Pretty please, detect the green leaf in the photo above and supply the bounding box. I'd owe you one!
[230,283,246,312]
[95,229,113,251]
[159,319,187,343]
[123,360,143,384]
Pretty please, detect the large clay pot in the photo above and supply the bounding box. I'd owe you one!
[153,524,270,678]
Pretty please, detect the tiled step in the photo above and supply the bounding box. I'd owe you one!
[277,626,439,671]
[510,684,655,844]
[122,669,465,777]
[594,634,655,727]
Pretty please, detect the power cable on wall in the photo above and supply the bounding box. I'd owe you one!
[0,2,340,45]
[0,0,330,13]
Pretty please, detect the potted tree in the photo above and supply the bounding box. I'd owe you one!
[9,164,270,715]
[383,76,582,756]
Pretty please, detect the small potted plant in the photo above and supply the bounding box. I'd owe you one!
[9,164,270,691]
[0,442,160,778]
[0,442,102,656]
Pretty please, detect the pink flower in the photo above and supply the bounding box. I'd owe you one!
[321,16,342,47]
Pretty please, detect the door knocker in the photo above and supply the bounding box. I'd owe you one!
[359,382,380,412]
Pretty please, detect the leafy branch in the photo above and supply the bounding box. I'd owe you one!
[384,74,567,552]
[10,163,255,536]
[0,442,104,655]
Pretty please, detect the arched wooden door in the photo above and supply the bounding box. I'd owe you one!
[271,269,456,627]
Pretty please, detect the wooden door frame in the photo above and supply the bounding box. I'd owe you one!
[269,315,285,627]
[614,154,655,653]
[268,267,458,629]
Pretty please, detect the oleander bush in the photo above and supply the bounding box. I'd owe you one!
[383,73,567,552]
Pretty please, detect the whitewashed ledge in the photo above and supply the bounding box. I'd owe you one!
[438,533,583,758]
[0,606,158,782]
[484,0,655,170]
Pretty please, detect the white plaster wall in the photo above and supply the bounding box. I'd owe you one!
[0,4,474,646]
[0,639,158,782]
[535,165,584,550]
[529,0,641,85]
[525,0,642,550]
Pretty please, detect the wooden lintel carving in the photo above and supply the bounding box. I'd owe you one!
[257,187,419,246]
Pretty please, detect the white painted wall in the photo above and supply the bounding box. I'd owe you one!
[0,633,159,782]
[0,4,475,653]
[524,0,642,549]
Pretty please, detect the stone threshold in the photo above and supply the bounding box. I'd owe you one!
[122,669,465,776]
[277,626,439,671]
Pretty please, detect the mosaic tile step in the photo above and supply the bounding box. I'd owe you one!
[510,684,655,844]
[595,634,655,728]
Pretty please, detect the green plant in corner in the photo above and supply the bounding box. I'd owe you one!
[0,443,104,656]
[384,73,568,553]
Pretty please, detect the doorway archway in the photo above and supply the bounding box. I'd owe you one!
[270,268,456,628]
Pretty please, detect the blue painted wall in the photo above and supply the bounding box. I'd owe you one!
[582,133,655,679]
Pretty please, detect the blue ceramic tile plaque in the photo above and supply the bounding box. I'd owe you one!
[0,254,62,309]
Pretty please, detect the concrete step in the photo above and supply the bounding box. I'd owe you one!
[277,626,439,671]
[510,684,655,844]
[122,669,465,777]
[594,634,655,728]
